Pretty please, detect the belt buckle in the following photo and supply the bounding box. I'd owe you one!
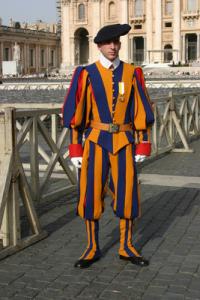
[109,123,119,133]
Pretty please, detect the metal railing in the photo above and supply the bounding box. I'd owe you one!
[0,91,200,259]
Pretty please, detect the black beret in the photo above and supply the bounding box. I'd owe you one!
[94,23,131,44]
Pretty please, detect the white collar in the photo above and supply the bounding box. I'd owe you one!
[99,53,120,70]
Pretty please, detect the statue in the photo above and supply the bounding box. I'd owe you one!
[13,42,20,61]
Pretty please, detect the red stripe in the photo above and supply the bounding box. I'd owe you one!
[76,70,84,105]
[72,70,84,126]
[135,67,145,90]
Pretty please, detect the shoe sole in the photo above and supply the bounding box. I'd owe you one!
[74,256,101,268]
[119,255,149,266]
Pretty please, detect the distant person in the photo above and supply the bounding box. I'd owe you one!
[62,24,154,268]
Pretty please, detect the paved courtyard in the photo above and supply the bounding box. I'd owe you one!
[0,139,200,299]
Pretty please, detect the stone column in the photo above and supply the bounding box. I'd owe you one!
[70,37,75,66]
[38,45,41,72]
[61,1,71,68]
[128,35,133,63]
[146,0,153,63]
[88,36,94,63]
[173,0,181,63]
[36,44,40,73]
[26,44,30,74]
[154,0,162,62]
[23,43,26,74]
[119,0,129,62]
[197,34,200,60]
[46,46,49,71]
[181,35,185,63]
[0,42,3,59]
[0,41,3,60]
[0,41,3,74]
[91,0,101,62]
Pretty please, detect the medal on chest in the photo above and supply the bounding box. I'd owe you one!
[118,82,125,102]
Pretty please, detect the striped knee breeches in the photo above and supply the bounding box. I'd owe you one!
[77,140,141,220]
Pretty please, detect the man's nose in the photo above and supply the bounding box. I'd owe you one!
[110,42,115,48]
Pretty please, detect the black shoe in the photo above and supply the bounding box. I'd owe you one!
[74,256,100,268]
[119,255,149,266]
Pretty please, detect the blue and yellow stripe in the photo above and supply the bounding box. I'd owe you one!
[80,220,101,260]
[77,140,140,220]
[119,219,141,257]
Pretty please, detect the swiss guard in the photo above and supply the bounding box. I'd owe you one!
[62,23,154,268]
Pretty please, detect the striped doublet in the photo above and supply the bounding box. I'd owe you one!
[63,60,154,221]
[63,61,154,154]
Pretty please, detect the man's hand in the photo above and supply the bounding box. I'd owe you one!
[135,154,146,163]
[71,157,82,169]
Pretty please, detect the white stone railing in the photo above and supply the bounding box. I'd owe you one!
[0,105,76,259]
[0,82,69,90]
[0,91,200,259]
[1,79,200,90]
[151,91,200,156]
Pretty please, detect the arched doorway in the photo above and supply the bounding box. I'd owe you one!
[133,37,144,65]
[164,44,173,62]
[74,28,89,65]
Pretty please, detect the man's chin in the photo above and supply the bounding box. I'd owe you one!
[108,55,117,61]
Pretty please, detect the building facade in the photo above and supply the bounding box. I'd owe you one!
[0,20,61,75]
[60,0,200,68]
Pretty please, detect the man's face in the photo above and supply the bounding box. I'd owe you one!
[98,38,121,61]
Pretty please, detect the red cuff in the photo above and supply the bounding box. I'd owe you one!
[69,144,83,158]
[135,143,151,156]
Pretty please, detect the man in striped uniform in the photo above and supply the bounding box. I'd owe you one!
[62,24,154,268]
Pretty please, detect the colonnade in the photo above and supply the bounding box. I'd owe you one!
[61,0,200,67]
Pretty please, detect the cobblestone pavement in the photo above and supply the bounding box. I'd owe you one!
[0,139,200,300]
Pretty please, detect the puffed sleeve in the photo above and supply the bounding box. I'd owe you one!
[62,67,91,157]
[133,67,154,156]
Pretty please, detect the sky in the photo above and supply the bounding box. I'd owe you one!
[0,0,57,25]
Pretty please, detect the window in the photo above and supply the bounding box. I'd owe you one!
[134,24,142,29]
[164,44,173,62]
[41,49,45,67]
[78,3,85,20]
[135,0,143,17]
[108,1,116,19]
[187,0,197,12]
[165,22,172,27]
[4,48,9,61]
[165,0,173,15]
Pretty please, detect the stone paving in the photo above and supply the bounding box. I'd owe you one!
[0,139,200,300]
